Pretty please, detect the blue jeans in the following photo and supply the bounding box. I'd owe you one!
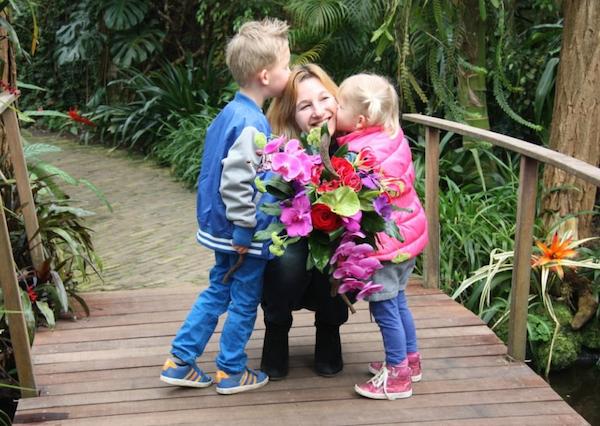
[370,274,418,365]
[171,251,266,374]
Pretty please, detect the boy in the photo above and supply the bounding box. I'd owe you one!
[160,18,290,395]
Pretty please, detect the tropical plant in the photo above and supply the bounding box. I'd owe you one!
[152,112,215,188]
[452,230,600,375]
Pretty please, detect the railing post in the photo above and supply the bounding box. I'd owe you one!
[3,107,45,270]
[424,126,440,289]
[508,156,539,361]
[0,197,37,397]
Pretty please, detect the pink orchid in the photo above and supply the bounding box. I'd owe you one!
[356,282,385,300]
[280,192,313,237]
[337,279,364,294]
[264,136,286,154]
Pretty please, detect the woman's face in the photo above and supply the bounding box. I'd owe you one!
[294,77,338,134]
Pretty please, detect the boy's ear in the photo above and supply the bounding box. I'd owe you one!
[258,69,269,86]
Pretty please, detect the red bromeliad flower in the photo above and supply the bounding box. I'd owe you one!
[26,285,37,302]
[531,232,577,279]
[68,107,96,127]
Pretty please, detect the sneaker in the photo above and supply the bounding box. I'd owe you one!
[160,358,213,388]
[355,362,412,400]
[215,367,269,395]
[368,352,422,382]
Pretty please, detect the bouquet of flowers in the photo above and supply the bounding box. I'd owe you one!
[254,127,406,309]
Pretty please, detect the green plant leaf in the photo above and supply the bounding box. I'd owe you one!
[103,0,148,30]
[316,187,360,217]
[35,300,56,328]
[254,222,285,241]
[308,236,331,272]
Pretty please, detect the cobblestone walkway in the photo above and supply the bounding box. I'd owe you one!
[31,132,213,292]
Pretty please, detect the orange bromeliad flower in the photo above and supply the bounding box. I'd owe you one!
[531,232,577,279]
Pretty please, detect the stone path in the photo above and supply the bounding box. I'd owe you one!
[30,131,213,292]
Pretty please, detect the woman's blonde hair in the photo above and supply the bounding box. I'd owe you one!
[226,18,289,87]
[267,64,338,139]
[338,73,400,137]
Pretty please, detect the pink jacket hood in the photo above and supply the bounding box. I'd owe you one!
[337,127,428,261]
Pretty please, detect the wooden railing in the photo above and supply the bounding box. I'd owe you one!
[403,113,600,362]
[0,92,41,397]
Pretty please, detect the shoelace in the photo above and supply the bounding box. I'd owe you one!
[367,363,391,400]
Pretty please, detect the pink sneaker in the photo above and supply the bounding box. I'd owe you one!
[368,352,422,382]
[355,362,412,400]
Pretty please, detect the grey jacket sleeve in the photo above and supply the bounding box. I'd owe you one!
[219,126,263,229]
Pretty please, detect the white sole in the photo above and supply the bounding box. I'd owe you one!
[354,384,412,400]
[160,375,213,388]
[368,365,422,382]
[216,377,269,395]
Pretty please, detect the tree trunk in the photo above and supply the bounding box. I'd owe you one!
[541,0,600,238]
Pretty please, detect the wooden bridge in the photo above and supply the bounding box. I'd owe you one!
[13,280,588,425]
[6,114,598,425]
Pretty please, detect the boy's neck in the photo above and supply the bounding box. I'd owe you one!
[239,86,266,109]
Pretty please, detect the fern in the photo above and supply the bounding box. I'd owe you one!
[493,75,542,131]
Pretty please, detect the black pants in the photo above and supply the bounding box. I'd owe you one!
[262,239,349,327]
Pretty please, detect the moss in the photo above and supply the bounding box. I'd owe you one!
[533,330,581,371]
[552,301,574,327]
[580,317,600,350]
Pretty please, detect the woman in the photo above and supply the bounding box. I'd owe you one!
[260,64,348,379]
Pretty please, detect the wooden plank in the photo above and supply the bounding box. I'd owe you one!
[31,323,496,355]
[403,113,600,187]
[17,374,552,419]
[508,156,539,361]
[32,303,480,345]
[15,397,577,426]
[34,362,535,397]
[0,197,37,397]
[424,126,440,288]
[395,414,588,426]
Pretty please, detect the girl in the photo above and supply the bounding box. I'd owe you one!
[335,73,428,400]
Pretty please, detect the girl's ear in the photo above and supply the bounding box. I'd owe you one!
[356,114,367,129]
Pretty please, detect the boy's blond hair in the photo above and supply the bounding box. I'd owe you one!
[267,64,338,139]
[338,73,400,137]
[226,18,289,87]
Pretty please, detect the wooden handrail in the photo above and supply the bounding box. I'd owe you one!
[403,113,600,362]
[403,114,600,186]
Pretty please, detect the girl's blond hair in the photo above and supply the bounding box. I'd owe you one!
[226,18,289,87]
[267,64,338,139]
[338,73,400,137]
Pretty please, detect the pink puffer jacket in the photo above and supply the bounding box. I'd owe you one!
[337,126,428,261]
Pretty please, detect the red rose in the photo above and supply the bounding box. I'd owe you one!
[331,157,354,178]
[317,179,340,193]
[342,173,363,191]
[311,203,342,232]
[311,164,324,185]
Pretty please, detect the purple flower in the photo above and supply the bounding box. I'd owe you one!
[332,257,382,281]
[360,171,380,189]
[374,195,393,220]
[280,192,313,237]
[271,139,318,184]
[341,211,362,232]
[356,281,385,300]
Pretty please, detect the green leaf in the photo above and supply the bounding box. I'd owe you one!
[17,81,48,91]
[316,187,360,217]
[265,176,294,200]
[103,0,148,30]
[35,300,55,328]
[534,57,559,124]
[254,222,285,241]
[384,221,404,242]
[259,201,282,216]
[22,110,70,119]
[361,211,386,233]
[308,236,331,272]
